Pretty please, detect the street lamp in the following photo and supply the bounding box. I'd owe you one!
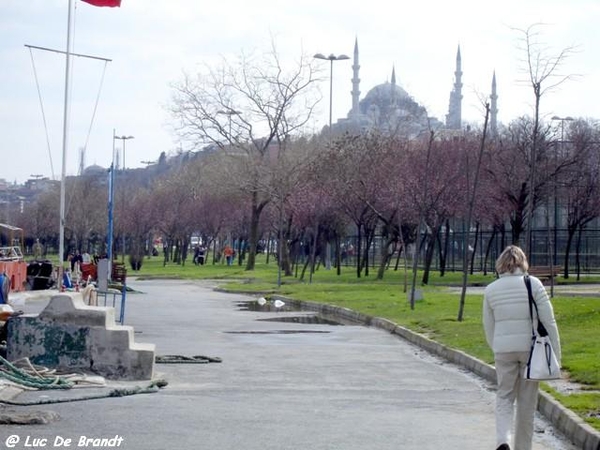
[217,109,242,139]
[549,115,573,296]
[114,135,134,170]
[313,53,350,133]
[551,116,573,149]
[113,134,133,264]
[314,52,349,271]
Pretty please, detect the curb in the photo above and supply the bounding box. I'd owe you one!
[273,296,600,450]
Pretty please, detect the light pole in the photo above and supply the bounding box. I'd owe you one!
[313,53,350,133]
[314,52,349,271]
[114,135,134,170]
[217,109,241,141]
[550,115,573,296]
[113,133,134,264]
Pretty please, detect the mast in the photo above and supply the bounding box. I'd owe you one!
[58,0,74,287]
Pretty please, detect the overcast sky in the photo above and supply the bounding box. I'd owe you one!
[1,0,599,184]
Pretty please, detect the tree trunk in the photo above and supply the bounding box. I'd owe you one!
[575,225,583,281]
[422,226,439,285]
[483,227,497,276]
[438,219,451,277]
[356,225,362,279]
[245,191,267,271]
[469,222,480,275]
[377,236,395,280]
[563,224,576,279]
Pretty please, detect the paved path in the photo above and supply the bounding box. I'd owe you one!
[2,280,579,450]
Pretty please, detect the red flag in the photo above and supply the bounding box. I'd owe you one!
[81,0,121,6]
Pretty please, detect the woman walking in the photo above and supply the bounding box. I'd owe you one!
[483,245,561,450]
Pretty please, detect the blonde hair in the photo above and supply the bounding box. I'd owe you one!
[495,245,529,274]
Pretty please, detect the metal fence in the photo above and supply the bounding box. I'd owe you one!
[338,228,600,275]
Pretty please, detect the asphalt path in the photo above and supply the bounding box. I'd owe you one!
[1,280,579,450]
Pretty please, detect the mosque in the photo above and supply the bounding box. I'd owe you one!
[332,39,499,138]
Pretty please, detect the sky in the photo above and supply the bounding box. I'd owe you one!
[2,0,600,185]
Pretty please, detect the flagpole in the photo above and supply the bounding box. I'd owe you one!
[58,0,74,289]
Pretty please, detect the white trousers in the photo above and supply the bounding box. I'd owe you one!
[494,351,539,450]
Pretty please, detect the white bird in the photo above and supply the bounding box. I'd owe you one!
[273,299,285,308]
[257,297,267,306]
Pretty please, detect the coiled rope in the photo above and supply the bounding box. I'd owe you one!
[0,353,221,406]
[0,355,73,390]
[0,355,169,405]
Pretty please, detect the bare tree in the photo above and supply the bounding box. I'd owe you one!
[170,42,320,270]
[514,23,578,255]
[559,119,600,279]
[458,104,490,321]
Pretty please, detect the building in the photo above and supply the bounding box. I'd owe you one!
[333,39,499,138]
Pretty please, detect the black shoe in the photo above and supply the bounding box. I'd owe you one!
[496,445,510,450]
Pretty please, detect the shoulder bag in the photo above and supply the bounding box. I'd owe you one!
[523,275,561,381]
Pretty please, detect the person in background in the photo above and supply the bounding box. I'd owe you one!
[197,246,206,266]
[482,245,561,450]
[223,244,234,266]
[32,239,44,259]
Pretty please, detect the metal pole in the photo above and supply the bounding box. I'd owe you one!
[325,59,333,269]
[328,59,333,132]
[107,129,116,282]
[121,138,126,262]
[58,0,74,288]
[550,115,573,289]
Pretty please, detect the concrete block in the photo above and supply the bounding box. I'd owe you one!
[7,293,154,380]
[39,294,115,327]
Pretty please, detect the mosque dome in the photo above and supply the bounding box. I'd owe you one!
[359,80,426,119]
[363,81,410,104]
[83,164,106,177]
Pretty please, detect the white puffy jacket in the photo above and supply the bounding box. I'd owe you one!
[483,269,561,362]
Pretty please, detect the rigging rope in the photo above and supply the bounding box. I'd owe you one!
[83,61,109,154]
[65,3,108,215]
[28,47,56,180]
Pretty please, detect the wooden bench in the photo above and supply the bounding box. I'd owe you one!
[528,265,561,281]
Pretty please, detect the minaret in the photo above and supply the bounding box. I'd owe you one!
[351,37,361,120]
[445,45,463,130]
[78,147,85,176]
[490,71,498,138]
[390,66,397,110]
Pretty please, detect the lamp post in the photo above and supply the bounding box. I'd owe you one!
[217,109,241,141]
[313,53,350,133]
[314,52,349,271]
[114,135,134,170]
[111,133,134,267]
[550,115,573,296]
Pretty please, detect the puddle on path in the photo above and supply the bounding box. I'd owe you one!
[224,330,331,335]
[236,300,301,313]
[231,300,352,334]
[237,300,349,326]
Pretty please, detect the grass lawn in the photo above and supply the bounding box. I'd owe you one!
[133,254,600,430]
